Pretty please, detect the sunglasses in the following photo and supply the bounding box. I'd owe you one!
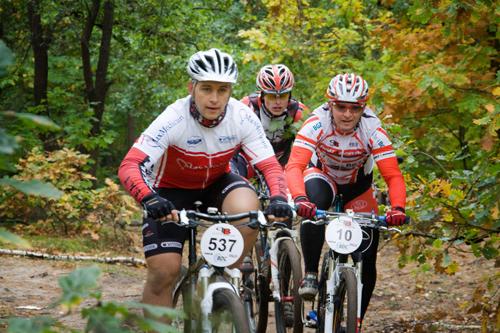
[330,101,365,114]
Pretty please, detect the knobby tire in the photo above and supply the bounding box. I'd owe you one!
[274,239,303,333]
[212,288,251,333]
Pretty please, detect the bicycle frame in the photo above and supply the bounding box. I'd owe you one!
[174,209,262,333]
[322,249,363,333]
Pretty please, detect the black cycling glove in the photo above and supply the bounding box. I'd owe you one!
[265,196,294,225]
[141,193,176,219]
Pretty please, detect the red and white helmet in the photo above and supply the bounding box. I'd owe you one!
[326,73,369,104]
[256,64,295,94]
[187,48,238,83]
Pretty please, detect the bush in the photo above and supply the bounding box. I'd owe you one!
[0,148,140,240]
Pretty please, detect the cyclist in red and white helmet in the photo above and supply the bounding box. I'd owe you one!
[118,49,292,322]
[231,64,308,178]
[286,73,407,327]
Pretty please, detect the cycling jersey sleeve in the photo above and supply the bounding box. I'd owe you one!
[254,156,288,198]
[118,110,173,203]
[285,146,313,199]
[371,127,406,208]
[376,157,406,208]
[118,146,154,203]
[284,115,321,199]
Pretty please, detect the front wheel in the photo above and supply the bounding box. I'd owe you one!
[212,288,251,333]
[331,268,357,333]
[274,239,303,333]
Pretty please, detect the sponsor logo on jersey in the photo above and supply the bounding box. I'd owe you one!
[330,140,339,147]
[351,200,368,210]
[349,142,359,147]
[218,135,237,144]
[313,123,322,131]
[187,136,203,146]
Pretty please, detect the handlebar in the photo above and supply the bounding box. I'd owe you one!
[302,209,410,232]
[178,209,289,230]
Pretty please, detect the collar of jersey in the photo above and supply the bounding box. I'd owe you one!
[189,99,227,128]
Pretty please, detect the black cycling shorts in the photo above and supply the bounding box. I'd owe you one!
[142,173,255,257]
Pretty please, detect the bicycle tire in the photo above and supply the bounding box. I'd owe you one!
[172,268,200,333]
[212,288,251,333]
[274,239,303,333]
[332,268,357,333]
[252,270,270,333]
[317,254,357,333]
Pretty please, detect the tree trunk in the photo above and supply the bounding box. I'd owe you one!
[81,0,114,177]
[27,0,48,109]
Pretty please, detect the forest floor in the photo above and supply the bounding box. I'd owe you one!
[0,236,497,332]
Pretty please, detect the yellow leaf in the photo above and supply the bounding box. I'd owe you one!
[484,104,494,113]
[445,261,459,275]
[492,87,500,96]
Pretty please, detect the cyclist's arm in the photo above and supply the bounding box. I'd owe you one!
[371,127,406,209]
[118,111,173,203]
[254,157,287,198]
[284,115,321,199]
[285,145,312,199]
[118,146,155,203]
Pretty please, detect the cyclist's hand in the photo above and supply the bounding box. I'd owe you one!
[385,207,406,226]
[141,193,176,220]
[265,196,294,226]
[294,196,317,219]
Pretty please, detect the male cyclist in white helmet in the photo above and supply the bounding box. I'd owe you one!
[230,64,308,178]
[118,48,293,321]
[285,73,407,328]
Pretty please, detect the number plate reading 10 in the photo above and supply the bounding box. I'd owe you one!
[325,216,363,254]
[200,223,244,267]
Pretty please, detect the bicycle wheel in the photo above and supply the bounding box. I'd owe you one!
[252,265,270,333]
[317,255,357,333]
[274,239,303,333]
[332,268,357,333]
[172,268,200,333]
[211,288,251,333]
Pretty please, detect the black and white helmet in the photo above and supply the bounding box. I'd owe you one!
[187,48,238,83]
[326,73,369,104]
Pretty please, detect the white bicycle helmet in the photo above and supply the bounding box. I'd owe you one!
[187,48,238,83]
[326,73,369,104]
[256,64,295,94]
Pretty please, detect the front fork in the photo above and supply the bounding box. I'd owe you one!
[323,259,363,333]
[199,265,242,333]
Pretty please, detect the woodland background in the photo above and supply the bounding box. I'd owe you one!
[0,0,498,332]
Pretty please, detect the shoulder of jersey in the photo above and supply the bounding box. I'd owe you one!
[359,107,382,131]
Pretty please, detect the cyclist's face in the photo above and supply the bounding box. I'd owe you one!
[329,101,365,133]
[190,81,232,120]
[263,93,290,116]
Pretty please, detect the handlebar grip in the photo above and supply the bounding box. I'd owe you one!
[377,215,411,224]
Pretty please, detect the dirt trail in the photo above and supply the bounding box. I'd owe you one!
[0,243,495,332]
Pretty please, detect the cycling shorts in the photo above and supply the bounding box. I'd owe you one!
[142,173,255,257]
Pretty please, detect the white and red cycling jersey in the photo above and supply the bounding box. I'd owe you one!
[119,96,288,203]
[286,103,406,208]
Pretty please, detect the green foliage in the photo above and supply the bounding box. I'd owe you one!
[6,266,181,333]
[0,148,140,238]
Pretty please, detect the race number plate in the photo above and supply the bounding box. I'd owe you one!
[325,216,363,254]
[200,223,244,267]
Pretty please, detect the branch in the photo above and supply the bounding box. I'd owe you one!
[0,248,145,266]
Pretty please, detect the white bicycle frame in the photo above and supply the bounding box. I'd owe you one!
[267,228,300,302]
[322,254,363,333]
[199,266,242,333]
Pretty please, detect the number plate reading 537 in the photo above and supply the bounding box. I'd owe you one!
[200,223,244,267]
[325,216,363,254]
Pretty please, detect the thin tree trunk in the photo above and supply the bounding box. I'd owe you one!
[81,0,114,177]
